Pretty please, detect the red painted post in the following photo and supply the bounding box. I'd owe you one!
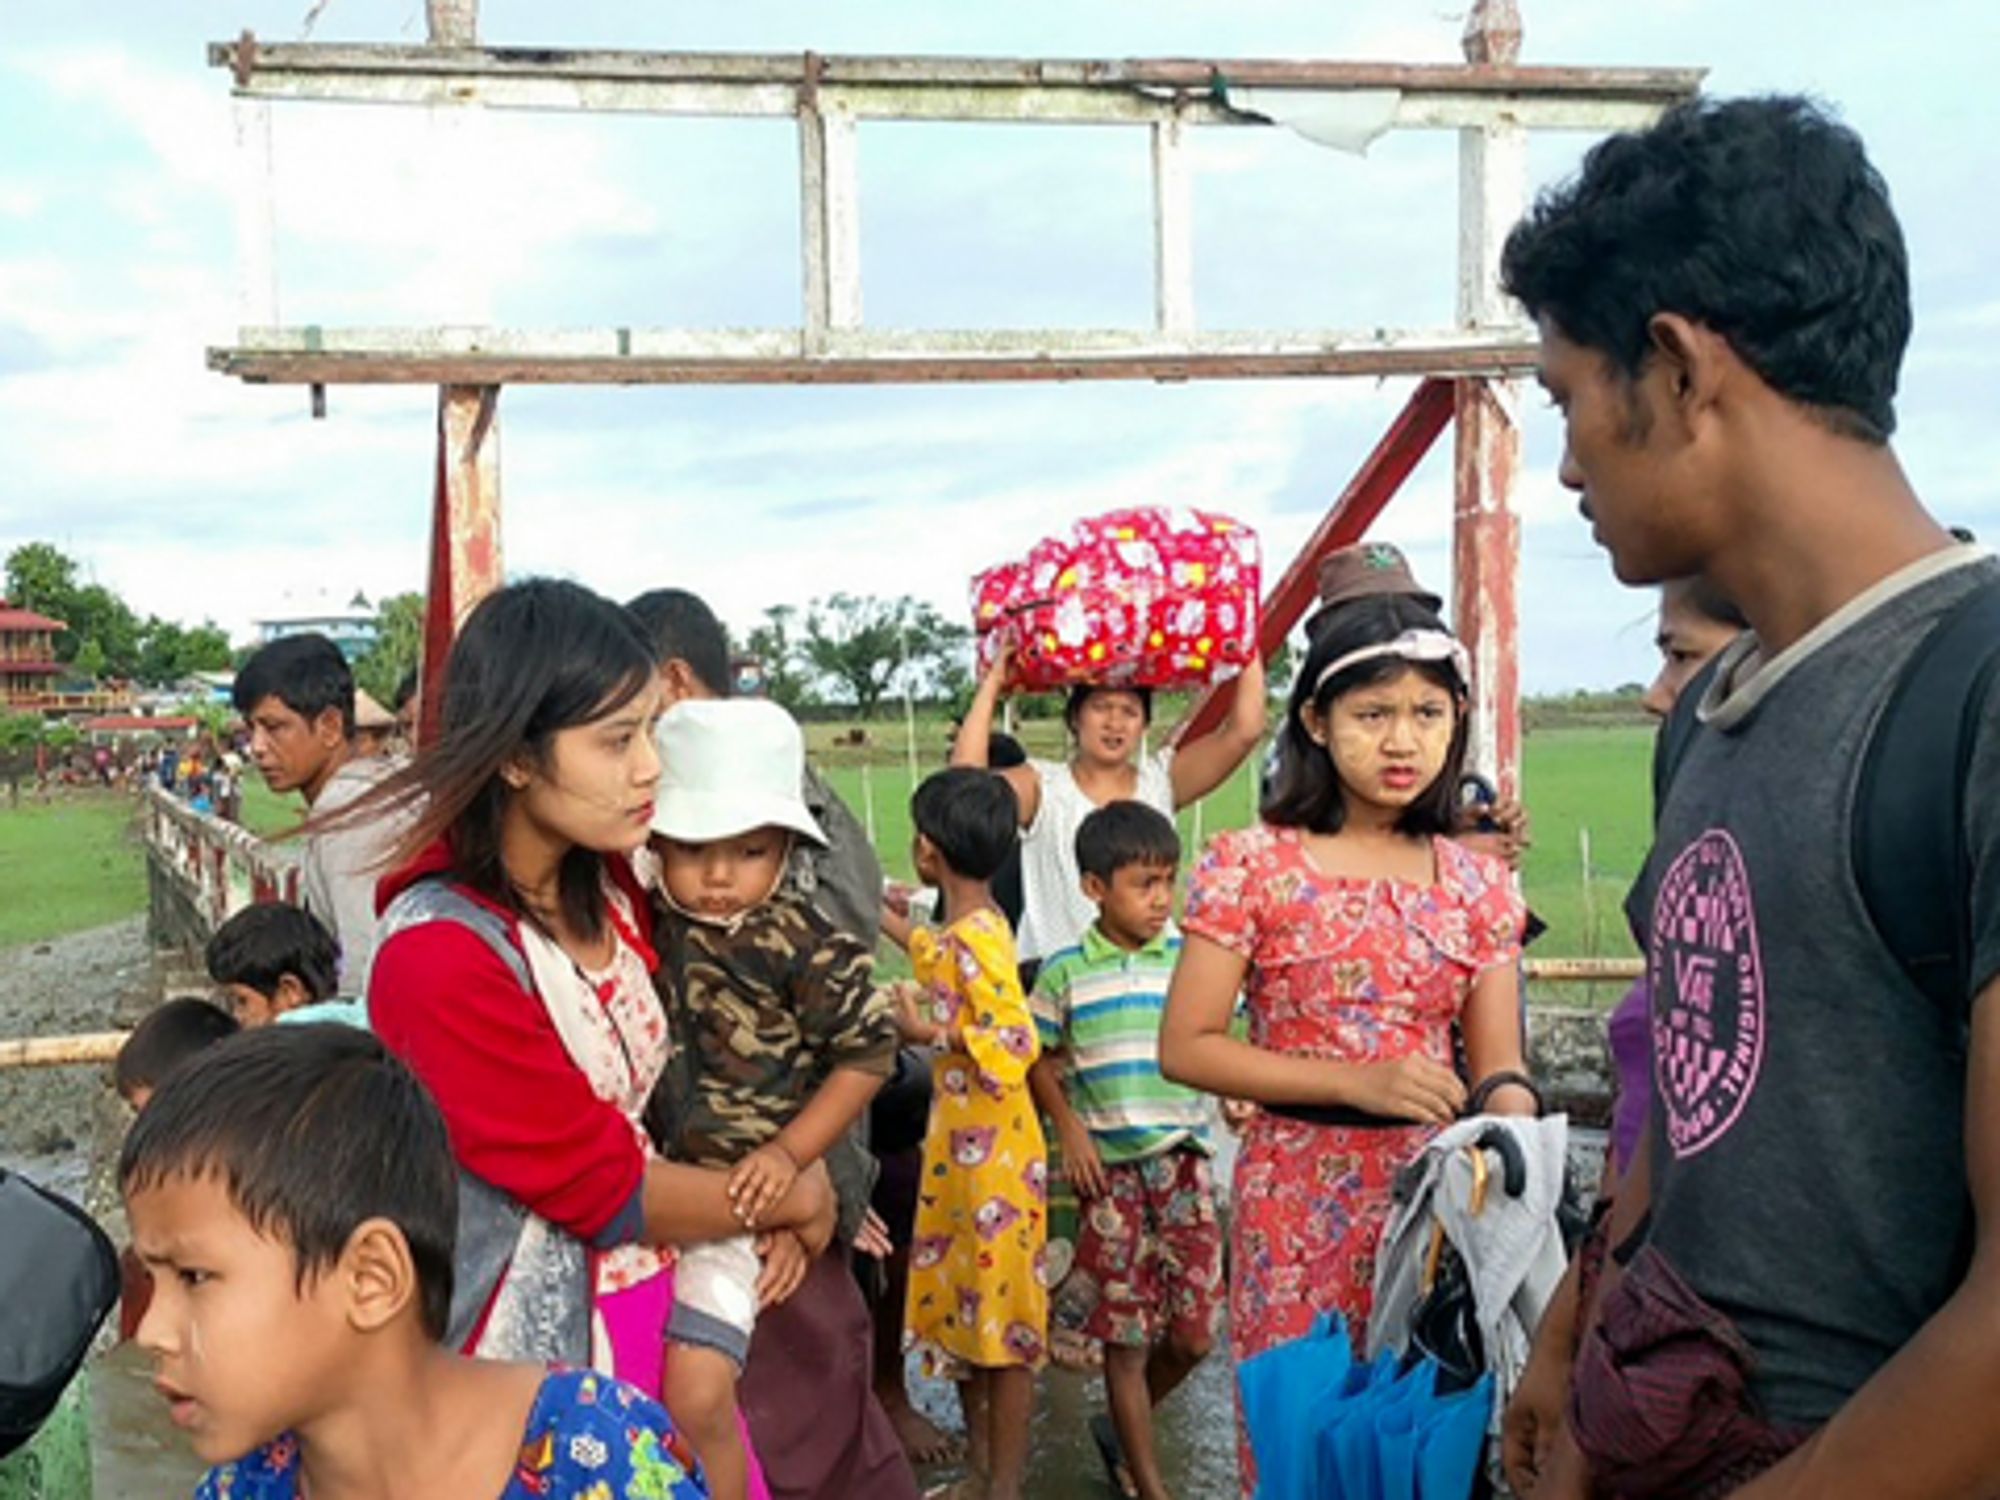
[420,384,504,746]
[1451,0,1527,801]
[1452,376,1522,799]
[1171,376,1457,746]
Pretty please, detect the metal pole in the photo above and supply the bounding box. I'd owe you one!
[416,0,501,744]
[1452,0,1528,800]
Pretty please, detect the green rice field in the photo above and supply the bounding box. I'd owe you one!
[0,793,147,949]
[812,719,1654,966]
[1,725,1655,979]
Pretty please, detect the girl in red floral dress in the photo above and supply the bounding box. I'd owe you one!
[1159,595,1536,1495]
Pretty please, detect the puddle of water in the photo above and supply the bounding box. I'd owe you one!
[905,1338,1241,1498]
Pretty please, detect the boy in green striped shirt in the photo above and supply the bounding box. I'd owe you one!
[1028,802,1222,1500]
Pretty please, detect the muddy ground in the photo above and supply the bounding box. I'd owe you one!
[0,916,160,1166]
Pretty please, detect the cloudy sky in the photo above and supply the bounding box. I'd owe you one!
[1,1,1993,693]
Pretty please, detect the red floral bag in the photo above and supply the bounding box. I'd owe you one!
[971,507,1260,691]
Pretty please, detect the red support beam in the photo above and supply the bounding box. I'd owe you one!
[1451,376,1523,799]
[419,384,504,747]
[1171,376,1457,746]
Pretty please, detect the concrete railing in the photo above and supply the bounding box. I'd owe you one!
[140,785,299,958]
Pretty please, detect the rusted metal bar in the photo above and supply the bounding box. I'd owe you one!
[1454,378,1523,796]
[204,38,1699,135]
[209,334,1539,387]
[1151,109,1193,333]
[426,0,478,47]
[797,55,862,351]
[1171,376,1457,746]
[208,39,1702,101]
[421,385,503,742]
[1452,1,1529,800]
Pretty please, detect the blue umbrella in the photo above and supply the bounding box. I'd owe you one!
[1414,1373,1492,1500]
[1239,1313,1354,1499]
[1374,1395,1422,1500]
[1316,1352,1427,1500]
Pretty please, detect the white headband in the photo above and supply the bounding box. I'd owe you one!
[1311,628,1471,696]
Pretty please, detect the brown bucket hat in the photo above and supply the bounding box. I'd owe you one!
[1314,541,1443,614]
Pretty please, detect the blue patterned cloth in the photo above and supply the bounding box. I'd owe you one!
[195,1368,707,1498]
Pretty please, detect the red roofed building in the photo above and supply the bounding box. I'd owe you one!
[83,714,197,736]
[0,599,67,710]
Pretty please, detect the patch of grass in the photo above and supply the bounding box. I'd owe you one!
[1516,725,1654,963]
[238,780,303,838]
[825,721,1655,968]
[5,724,1659,988]
[0,792,146,948]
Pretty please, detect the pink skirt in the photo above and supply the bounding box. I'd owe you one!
[598,1262,774,1500]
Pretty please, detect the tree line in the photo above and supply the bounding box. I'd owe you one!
[5,542,232,686]
[4,542,977,722]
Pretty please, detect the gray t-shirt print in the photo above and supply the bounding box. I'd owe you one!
[1626,546,2000,1427]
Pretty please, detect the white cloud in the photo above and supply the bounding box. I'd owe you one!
[4,0,1997,710]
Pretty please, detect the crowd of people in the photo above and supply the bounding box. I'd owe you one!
[60,93,2000,1500]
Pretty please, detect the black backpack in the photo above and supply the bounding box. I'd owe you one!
[1652,582,2000,1027]
[0,1167,120,1458]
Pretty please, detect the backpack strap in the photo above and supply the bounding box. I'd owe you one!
[1852,581,2000,1026]
[377,879,532,991]
[1651,654,1726,821]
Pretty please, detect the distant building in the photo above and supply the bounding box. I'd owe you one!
[176,671,236,707]
[253,590,378,663]
[83,713,198,740]
[0,598,68,711]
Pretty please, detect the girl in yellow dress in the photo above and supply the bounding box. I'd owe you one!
[900,768,1048,1500]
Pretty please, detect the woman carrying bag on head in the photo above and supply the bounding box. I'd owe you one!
[952,643,1267,978]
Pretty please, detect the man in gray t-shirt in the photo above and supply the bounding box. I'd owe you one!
[1630,551,1997,1424]
[1499,97,2000,1498]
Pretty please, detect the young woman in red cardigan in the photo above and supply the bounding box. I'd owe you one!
[350,580,834,1477]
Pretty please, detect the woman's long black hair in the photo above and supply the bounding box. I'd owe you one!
[330,578,657,940]
[1262,594,1469,837]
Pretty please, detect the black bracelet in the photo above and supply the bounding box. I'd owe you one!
[1466,1068,1543,1116]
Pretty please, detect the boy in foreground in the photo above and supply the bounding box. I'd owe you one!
[1028,802,1220,1500]
[125,1023,709,1499]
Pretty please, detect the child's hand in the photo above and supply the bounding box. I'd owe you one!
[852,1208,894,1260]
[1454,797,1531,870]
[1219,1097,1257,1134]
[888,981,937,1046]
[1057,1118,1110,1200]
[758,1159,838,1253]
[754,1230,812,1308]
[729,1143,800,1228]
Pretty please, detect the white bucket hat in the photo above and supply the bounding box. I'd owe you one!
[651,698,827,847]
